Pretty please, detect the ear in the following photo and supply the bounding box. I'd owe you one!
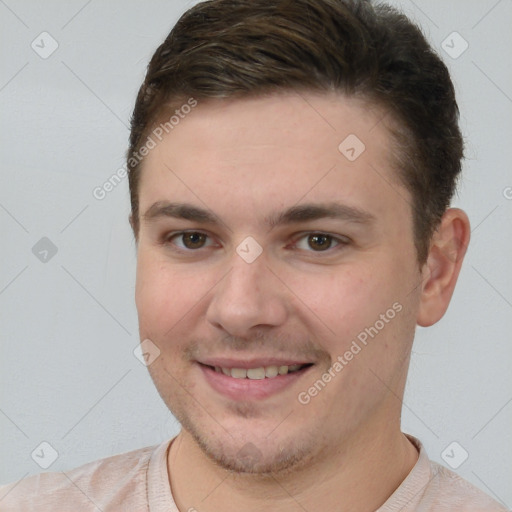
[416,208,471,327]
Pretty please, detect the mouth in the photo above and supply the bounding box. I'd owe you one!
[197,361,315,400]
[200,362,313,379]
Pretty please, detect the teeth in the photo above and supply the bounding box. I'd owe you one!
[213,364,308,379]
[278,365,289,375]
[265,366,279,378]
[231,368,247,379]
[247,367,266,379]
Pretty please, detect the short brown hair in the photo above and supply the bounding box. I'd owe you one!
[128,0,464,264]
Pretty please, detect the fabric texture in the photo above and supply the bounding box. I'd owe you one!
[0,434,507,511]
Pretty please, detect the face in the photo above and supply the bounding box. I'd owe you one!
[134,92,423,475]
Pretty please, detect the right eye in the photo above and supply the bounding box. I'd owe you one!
[164,231,215,251]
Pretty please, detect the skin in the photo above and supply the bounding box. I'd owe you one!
[130,91,470,512]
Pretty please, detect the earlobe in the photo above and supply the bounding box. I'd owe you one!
[416,208,471,327]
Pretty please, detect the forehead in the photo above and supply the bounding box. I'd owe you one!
[137,91,410,229]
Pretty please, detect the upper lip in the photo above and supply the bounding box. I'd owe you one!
[197,358,314,369]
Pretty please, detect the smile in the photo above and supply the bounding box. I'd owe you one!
[197,362,314,400]
[211,363,311,379]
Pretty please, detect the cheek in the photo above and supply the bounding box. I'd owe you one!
[294,266,395,327]
[285,257,413,358]
[135,250,205,338]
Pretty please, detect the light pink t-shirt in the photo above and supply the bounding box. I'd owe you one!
[0,435,507,511]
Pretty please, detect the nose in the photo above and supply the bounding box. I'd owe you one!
[205,248,288,339]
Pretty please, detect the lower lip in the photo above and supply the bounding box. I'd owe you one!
[198,363,313,401]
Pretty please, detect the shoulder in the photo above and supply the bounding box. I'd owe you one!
[0,444,158,511]
[390,435,508,512]
[425,460,508,511]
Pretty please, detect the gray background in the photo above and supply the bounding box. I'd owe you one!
[1,0,511,507]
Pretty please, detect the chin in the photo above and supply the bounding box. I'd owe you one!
[193,428,317,476]
[174,406,320,476]
[152,367,330,475]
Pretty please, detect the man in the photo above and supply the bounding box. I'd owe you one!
[0,0,507,510]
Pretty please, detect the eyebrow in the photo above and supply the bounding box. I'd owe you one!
[142,201,375,229]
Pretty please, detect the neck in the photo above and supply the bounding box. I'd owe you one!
[167,416,419,512]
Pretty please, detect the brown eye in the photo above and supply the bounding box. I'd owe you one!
[165,231,212,250]
[307,233,334,251]
[181,232,207,249]
[292,232,348,254]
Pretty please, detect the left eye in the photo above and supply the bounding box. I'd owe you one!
[293,233,345,252]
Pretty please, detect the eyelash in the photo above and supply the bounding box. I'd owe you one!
[162,230,350,255]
